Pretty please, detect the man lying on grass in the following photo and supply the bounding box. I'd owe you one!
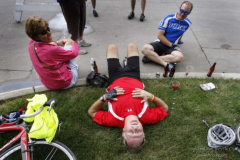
[88,43,168,148]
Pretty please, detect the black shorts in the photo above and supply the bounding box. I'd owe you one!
[150,41,180,55]
[107,56,140,84]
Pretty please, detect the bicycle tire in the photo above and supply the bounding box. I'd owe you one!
[0,140,77,160]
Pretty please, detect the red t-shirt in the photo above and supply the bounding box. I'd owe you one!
[93,77,168,128]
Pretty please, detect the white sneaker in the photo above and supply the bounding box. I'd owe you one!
[79,48,88,55]
[78,40,91,47]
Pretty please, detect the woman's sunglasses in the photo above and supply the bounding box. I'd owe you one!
[180,9,190,15]
[40,27,50,35]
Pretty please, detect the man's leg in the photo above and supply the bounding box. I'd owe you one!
[127,43,139,57]
[160,50,184,63]
[141,44,167,67]
[125,43,140,80]
[60,1,80,41]
[91,0,96,9]
[140,0,146,21]
[107,44,119,59]
[91,0,98,17]
[141,0,146,14]
[128,0,135,19]
[106,44,122,84]
[131,0,136,12]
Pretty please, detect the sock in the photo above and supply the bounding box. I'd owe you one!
[163,62,167,67]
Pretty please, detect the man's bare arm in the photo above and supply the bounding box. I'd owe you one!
[88,87,124,118]
[157,30,172,47]
[88,95,106,118]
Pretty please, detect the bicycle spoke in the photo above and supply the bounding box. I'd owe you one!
[46,146,58,160]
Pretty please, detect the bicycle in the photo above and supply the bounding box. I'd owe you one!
[0,99,77,160]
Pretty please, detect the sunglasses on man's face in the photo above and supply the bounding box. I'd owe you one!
[180,9,190,15]
[40,27,50,35]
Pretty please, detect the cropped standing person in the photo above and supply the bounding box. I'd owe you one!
[25,16,79,90]
[88,43,168,148]
[128,0,146,21]
[91,0,98,17]
[141,1,193,68]
[58,0,91,55]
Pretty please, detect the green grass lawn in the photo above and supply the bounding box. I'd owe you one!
[1,78,240,160]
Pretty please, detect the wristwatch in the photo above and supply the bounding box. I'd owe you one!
[100,96,105,102]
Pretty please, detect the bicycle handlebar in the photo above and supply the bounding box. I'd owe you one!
[20,99,57,119]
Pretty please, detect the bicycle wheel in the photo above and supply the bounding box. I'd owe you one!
[0,140,77,160]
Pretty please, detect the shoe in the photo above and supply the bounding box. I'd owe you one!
[79,48,88,55]
[78,39,91,47]
[178,40,184,44]
[142,56,151,63]
[128,12,134,19]
[93,10,98,17]
[140,14,145,21]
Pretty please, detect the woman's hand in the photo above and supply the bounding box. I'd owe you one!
[65,39,74,45]
[57,40,66,46]
[132,88,152,103]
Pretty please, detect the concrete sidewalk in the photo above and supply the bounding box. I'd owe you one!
[1,0,240,100]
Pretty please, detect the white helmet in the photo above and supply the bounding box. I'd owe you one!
[236,123,240,146]
[207,124,236,149]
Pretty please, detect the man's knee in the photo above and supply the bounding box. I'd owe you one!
[128,43,137,50]
[107,44,117,51]
[141,44,152,56]
[178,54,184,62]
[107,44,118,58]
[127,43,139,56]
[172,51,184,63]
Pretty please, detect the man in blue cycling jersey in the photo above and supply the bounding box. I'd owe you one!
[141,1,193,68]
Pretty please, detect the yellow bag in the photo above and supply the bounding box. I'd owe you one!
[23,94,59,143]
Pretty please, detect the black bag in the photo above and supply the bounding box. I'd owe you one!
[86,71,109,88]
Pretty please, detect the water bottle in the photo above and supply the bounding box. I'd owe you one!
[90,58,94,71]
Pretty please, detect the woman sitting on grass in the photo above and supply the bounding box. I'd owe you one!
[25,16,79,90]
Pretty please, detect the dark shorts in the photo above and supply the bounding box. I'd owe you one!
[60,0,86,41]
[107,56,140,84]
[150,41,180,55]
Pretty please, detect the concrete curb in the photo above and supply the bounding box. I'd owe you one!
[1,72,240,101]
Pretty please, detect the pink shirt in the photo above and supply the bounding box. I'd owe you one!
[93,78,168,128]
[28,40,79,89]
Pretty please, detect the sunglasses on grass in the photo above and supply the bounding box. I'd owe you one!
[40,27,50,35]
[180,9,190,15]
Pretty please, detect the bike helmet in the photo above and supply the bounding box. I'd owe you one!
[235,123,240,146]
[207,124,236,149]
[0,108,27,127]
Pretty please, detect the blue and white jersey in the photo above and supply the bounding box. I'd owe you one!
[158,14,192,44]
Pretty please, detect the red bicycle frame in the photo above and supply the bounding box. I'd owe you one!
[0,125,31,159]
